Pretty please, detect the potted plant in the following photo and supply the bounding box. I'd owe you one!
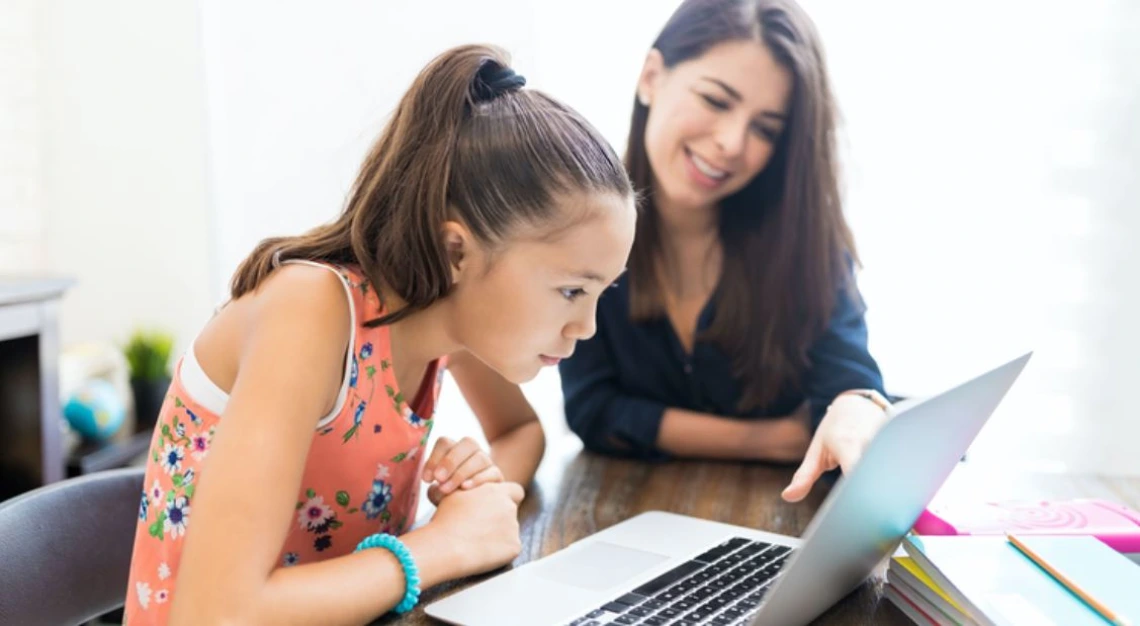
[124,329,174,428]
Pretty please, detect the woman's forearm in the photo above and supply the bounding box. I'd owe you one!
[657,407,810,461]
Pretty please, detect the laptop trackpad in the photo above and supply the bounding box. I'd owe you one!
[534,541,670,591]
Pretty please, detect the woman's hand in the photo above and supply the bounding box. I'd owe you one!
[781,393,889,502]
[743,401,812,463]
[421,436,504,505]
[413,482,525,578]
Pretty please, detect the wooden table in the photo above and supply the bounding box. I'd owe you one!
[379,437,1140,625]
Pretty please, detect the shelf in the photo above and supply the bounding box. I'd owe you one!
[66,429,152,476]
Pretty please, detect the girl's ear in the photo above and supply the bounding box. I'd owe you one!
[637,49,667,107]
[440,220,472,284]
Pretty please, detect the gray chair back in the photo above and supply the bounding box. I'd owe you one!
[0,467,145,626]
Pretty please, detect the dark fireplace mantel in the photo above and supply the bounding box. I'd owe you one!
[0,277,73,501]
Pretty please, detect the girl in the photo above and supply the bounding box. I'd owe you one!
[126,44,636,625]
[560,0,890,502]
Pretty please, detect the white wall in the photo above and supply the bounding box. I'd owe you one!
[810,0,1140,474]
[199,0,1140,475]
[200,0,682,296]
[0,0,44,273]
[8,0,1135,474]
[33,0,215,352]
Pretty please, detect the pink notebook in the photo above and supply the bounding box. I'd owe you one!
[914,498,1140,554]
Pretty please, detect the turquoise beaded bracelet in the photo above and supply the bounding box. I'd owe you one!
[354,533,421,614]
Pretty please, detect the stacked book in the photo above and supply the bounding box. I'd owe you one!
[884,534,1140,625]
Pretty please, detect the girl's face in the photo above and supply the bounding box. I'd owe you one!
[443,192,636,384]
[639,39,793,212]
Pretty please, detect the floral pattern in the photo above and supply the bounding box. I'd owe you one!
[362,480,393,520]
[136,582,151,610]
[125,264,447,625]
[298,495,334,531]
[163,496,190,538]
[160,443,184,475]
[189,434,209,461]
[148,480,164,506]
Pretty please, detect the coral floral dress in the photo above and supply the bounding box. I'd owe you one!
[124,262,445,624]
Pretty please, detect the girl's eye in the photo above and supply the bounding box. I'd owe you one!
[560,287,587,302]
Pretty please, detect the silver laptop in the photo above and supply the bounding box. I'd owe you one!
[426,353,1031,626]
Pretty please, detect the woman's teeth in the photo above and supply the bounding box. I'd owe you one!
[690,152,728,180]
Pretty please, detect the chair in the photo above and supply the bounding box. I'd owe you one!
[0,467,145,626]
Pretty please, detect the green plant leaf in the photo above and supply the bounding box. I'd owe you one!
[335,491,350,507]
[380,360,390,371]
[366,365,376,379]
[391,452,406,463]
[381,511,391,523]
[123,328,175,381]
[306,488,316,499]
[328,519,343,530]
[296,501,304,510]
[385,385,395,397]
[184,484,195,499]
[171,474,183,488]
[174,397,183,408]
[346,507,358,514]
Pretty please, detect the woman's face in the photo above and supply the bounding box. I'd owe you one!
[639,39,793,212]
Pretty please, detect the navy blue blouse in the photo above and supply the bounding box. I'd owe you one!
[559,271,886,459]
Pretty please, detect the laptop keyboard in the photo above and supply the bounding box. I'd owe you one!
[566,537,794,626]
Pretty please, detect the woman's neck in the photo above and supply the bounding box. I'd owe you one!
[653,188,719,243]
[653,189,722,298]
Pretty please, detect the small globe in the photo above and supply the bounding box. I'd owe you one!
[64,379,126,441]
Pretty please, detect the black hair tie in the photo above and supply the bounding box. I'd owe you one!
[473,63,526,102]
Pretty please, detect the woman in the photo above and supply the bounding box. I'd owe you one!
[560,0,890,503]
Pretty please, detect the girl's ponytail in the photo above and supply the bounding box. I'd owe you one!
[231,44,630,326]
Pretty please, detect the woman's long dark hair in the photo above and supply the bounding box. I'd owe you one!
[626,0,858,411]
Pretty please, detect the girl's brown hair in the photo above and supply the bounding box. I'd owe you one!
[231,44,632,325]
[626,0,857,411]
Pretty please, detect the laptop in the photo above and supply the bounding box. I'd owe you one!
[425,353,1032,626]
